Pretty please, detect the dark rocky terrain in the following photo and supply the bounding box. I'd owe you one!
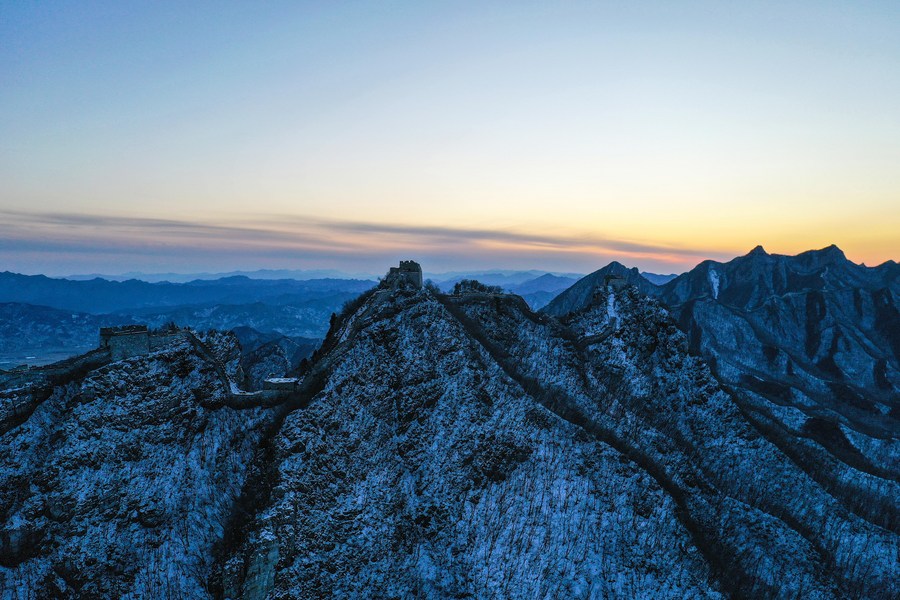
[0,331,276,598]
[655,247,898,531]
[548,246,899,534]
[0,250,896,599]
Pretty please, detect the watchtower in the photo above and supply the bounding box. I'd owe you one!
[385,260,423,289]
[99,325,150,361]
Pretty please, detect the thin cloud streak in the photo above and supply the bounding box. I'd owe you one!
[263,215,721,259]
[0,210,729,274]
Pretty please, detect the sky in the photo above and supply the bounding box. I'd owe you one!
[1,1,898,276]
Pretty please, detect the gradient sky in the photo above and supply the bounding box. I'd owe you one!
[2,1,898,276]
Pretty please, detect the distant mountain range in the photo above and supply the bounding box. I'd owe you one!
[640,271,678,285]
[0,272,376,314]
[63,268,380,283]
[59,268,593,285]
[430,270,675,309]
[2,246,895,598]
[0,274,375,365]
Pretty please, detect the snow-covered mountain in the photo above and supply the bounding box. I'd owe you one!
[1,253,896,598]
[547,246,899,537]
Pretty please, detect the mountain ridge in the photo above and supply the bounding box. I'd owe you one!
[543,245,899,531]
[1,253,896,598]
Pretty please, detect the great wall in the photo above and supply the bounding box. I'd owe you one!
[0,324,302,435]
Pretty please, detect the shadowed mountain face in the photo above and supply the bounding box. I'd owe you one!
[658,246,900,406]
[650,247,900,538]
[546,246,899,422]
[543,262,659,316]
[655,246,899,426]
[545,246,899,534]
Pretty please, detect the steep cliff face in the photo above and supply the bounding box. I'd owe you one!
[659,245,898,413]
[0,333,274,599]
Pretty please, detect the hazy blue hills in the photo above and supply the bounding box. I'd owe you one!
[433,271,583,309]
[0,303,128,366]
[62,268,379,283]
[0,272,376,314]
[433,270,584,289]
[0,273,376,365]
[640,271,678,285]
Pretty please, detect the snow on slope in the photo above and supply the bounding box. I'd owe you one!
[222,288,720,599]
[0,334,272,599]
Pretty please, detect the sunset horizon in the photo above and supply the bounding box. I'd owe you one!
[3,2,897,276]
[2,4,898,597]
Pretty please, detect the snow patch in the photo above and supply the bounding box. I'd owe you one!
[708,269,720,300]
[606,293,618,326]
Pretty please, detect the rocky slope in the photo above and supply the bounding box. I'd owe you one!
[656,247,899,530]
[456,285,896,598]
[217,286,721,599]
[546,247,899,533]
[544,261,658,316]
[0,332,276,599]
[219,279,895,598]
[656,245,898,406]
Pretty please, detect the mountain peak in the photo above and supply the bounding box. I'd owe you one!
[747,245,768,256]
[542,261,656,317]
[797,244,847,266]
[819,244,845,258]
[603,261,643,277]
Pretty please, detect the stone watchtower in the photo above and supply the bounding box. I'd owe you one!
[385,260,423,289]
[99,325,150,360]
